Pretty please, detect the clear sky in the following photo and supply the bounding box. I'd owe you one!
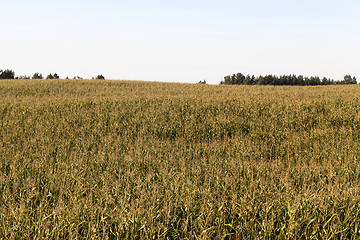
[1,0,359,84]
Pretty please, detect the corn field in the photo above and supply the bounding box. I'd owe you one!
[1,79,360,239]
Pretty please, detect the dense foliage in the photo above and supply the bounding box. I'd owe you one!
[32,72,43,79]
[0,69,15,79]
[1,80,360,238]
[46,73,60,79]
[96,74,105,79]
[221,73,357,86]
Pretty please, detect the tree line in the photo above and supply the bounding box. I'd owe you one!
[221,73,357,86]
[0,69,105,80]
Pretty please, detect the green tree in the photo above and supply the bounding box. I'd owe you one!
[257,75,265,85]
[264,75,276,85]
[244,74,251,85]
[297,75,304,86]
[53,73,60,79]
[32,73,43,79]
[46,74,54,79]
[309,76,320,85]
[231,74,236,84]
[290,74,297,85]
[236,73,245,84]
[321,77,329,85]
[222,75,231,84]
[18,75,30,79]
[198,79,206,84]
[250,75,256,85]
[279,75,288,85]
[0,69,15,79]
[343,75,357,84]
[96,75,105,80]
[352,76,357,84]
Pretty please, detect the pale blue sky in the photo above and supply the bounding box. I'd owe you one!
[1,0,359,84]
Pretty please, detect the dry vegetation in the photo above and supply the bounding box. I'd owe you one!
[1,79,360,239]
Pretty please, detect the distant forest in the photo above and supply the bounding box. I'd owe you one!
[0,69,105,80]
[221,73,357,86]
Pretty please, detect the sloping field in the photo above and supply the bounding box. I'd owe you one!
[1,79,360,239]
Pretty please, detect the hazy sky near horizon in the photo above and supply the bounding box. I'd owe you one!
[1,0,359,84]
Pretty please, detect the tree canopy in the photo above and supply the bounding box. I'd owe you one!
[221,73,357,86]
[95,75,105,79]
[0,69,15,79]
[32,73,43,79]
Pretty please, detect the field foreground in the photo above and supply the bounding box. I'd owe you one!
[1,80,360,239]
